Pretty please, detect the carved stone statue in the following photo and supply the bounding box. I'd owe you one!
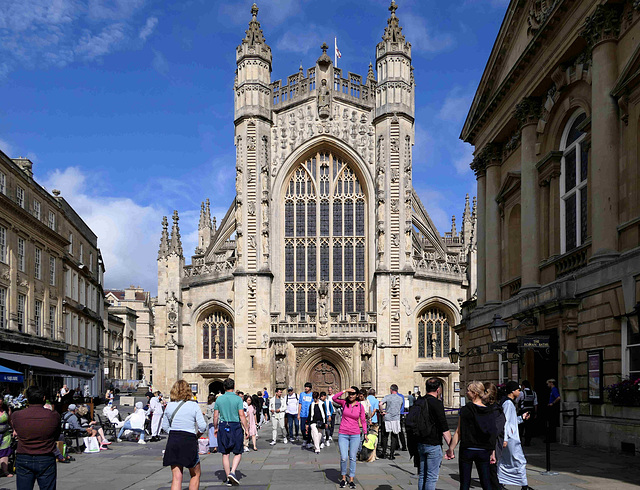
[376,166,385,196]
[361,357,372,385]
[377,200,385,225]
[262,231,269,257]
[276,358,286,384]
[318,79,331,119]
[318,281,329,321]
[248,201,256,216]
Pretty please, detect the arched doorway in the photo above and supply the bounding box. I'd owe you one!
[309,360,341,393]
[209,380,224,395]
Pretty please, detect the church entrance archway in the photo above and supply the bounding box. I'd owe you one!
[208,380,224,395]
[309,360,341,393]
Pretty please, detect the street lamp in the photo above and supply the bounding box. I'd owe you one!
[448,346,482,364]
[625,302,640,334]
[489,314,509,343]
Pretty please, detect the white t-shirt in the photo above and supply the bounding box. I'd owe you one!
[285,392,299,414]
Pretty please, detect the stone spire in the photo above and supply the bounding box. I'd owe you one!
[462,194,471,223]
[205,199,211,224]
[212,216,217,232]
[168,210,183,257]
[381,0,405,44]
[243,3,267,47]
[198,202,207,230]
[198,199,213,252]
[367,62,375,83]
[158,216,169,259]
[450,215,457,237]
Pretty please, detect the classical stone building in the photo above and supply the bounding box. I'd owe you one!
[0,151,106,396]
[153,2,475,404]
[106,286,155,382]
[459,0,640,452]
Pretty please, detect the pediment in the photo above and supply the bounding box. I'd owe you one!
[495,171,521,204]
[611,40,640,98]
[462,0,560,143]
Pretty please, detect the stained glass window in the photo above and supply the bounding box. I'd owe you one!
[200,310,233,360]
[561,111,588,254]
[417,308,451,359]
[284,151,367,317]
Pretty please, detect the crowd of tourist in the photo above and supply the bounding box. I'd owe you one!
[0,376,558,489]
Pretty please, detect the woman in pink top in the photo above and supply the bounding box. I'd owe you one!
[333,387,367,489]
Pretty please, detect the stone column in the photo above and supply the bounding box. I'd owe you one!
[582,5,622,262]
[471,157,487,305]
[515,97,542,292]
[483,144,502,303]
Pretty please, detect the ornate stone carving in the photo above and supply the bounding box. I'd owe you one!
[390,167,399,182]
[276,358,287,385]
[514,96,542,128]
[390,138,399,153]
[390,199,399,214]
[247,135,256,151]
[274,341,287,357]
[167,335,177,350]
[248,275,256,292]
[391,233,400,248]
[391,310,400,322]
[247,201,256,216]
[318,281,329,322]
[405,329,412,346]
[527,0,558,35]
[479,142,502,167]
[296,347,314,366]
[317,77,331,119]
[581,4,623,47]
[331,347,352,364]
[361,357,372,385]
[391,275,400,291]
[402,298,413,316]
[248,235,256,249]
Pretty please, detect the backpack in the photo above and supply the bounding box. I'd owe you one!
[405,396,433,439]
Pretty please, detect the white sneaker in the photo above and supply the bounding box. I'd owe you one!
[283,438,288,444]
[117,438,123,442]
[138,440,147,444]
[270,440,276,445]
[315,449,320,453]
[320,443,325,449]
[326,440,330,447]
[243,446,250,452]
[329,436,333,441]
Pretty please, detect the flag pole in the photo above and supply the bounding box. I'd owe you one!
[335,37,337,67]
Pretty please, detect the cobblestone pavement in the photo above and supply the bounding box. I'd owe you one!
[1,418,639,489]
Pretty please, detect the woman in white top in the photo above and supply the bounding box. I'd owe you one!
[117,402,147,443]
[162,380,207,490]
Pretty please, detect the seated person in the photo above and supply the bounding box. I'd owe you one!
[64,404,111,450]
[117,402,147,444]
[103,403,124,429]
[358,424,379,462]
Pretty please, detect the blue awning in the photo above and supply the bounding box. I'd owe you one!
[0,364,24,383]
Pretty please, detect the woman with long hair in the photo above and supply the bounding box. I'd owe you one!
[333,387,367,489]
[0,397,13,478]
[309,391,327,453]
[162,380,207,490]
[244,395,258,451]
[446,381,498,490]
[484,382,506,490]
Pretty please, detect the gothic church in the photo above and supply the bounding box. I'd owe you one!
[153,2,476,407]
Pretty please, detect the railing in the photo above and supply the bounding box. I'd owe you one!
[184,256,236,278]
[501,276,521,300]
[270,67,375,109]
[554,243,590,278]
[270,311,376,337]
[414,258,467,278]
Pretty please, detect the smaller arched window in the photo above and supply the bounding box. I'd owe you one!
[560,111,588,253]
[417,307,451,358]
[201,310,234,360]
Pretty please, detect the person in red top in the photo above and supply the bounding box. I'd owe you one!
[11,385,61,490]
[333,387,367,489]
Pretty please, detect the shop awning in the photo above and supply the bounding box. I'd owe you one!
[0,364,24,383]
[0,351,94,379]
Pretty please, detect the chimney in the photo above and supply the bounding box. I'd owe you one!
[13,157,34,178]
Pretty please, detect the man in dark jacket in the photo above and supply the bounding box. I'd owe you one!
[11,385,61,490]
[414,378,451,490]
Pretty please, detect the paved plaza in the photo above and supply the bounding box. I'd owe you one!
[1,415,639,490]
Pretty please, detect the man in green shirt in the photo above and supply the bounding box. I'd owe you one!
[214,378,248,486]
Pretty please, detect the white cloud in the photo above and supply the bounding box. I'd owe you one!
[401,12,454,54]
[0,0,154,77]
[151,49,169,74]
[451,142,474,176]
[138,16,157,41]
[414,186,451,235]
[438,88,474,124]
[0,138,14,158]
[412,123,435,168]
[276,26,322,55]
[44,166,165,294]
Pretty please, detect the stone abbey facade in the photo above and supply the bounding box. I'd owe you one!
[152,2,476,405]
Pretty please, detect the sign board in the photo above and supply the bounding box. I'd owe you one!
[489,342,508,354]
[587,350,603,402]
[518,335,550,349]
[190,383,198,394]
[0,373,23,383]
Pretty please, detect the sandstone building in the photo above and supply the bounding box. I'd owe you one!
[459,0,640,452]
[153,2,476,404]
[0,151,106,396]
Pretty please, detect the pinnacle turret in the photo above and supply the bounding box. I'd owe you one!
[462,194,471,223]
[243,3,266,46]
[381,0,405,44]
[451,216,457,237]
[169,210,183,257]
[158,216,169,259]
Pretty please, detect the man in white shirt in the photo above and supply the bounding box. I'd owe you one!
[284,387,299,441]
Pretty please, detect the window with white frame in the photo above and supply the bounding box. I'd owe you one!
[0,172,5,195]
[48,211,56,231]
[0,287,6,329]
[498,353,509,385]
[560,111,588,253]
[89,252,93,272]
[0,226,6,263]
[17,237,25,272]
[68,233,73,255]
[79,243,83,264]
[35,247,42,280]
[35,300,42,336]
[16,186,25,208]
[49,256,55,285]
[17,294,26,332]
[49,305,56,339]
[33,199,41,219]
[623,318,640,380]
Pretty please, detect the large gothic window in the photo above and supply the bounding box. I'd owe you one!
[284,151,367,317]
[201,310,234,360]
[560,111,588,253]
[417,307,451,358]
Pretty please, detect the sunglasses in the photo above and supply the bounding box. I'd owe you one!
[347,392,357,396]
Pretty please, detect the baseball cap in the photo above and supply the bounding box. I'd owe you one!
[505,381,521,394]
[287,387,293,391]
[68,404,77,410]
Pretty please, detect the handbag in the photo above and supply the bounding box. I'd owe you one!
[83,436,100,453]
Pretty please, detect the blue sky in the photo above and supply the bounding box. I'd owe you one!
[0,0,509,294]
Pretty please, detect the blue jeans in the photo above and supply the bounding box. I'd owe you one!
[118,421,145,441]
[300,416,310,442]
[16,454,57,490]
[417,443,443,490]
[338,433,360,478]
[286,413,299,438]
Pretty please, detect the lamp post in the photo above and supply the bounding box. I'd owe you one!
[489,314,509,343]
[447,346,482,364]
